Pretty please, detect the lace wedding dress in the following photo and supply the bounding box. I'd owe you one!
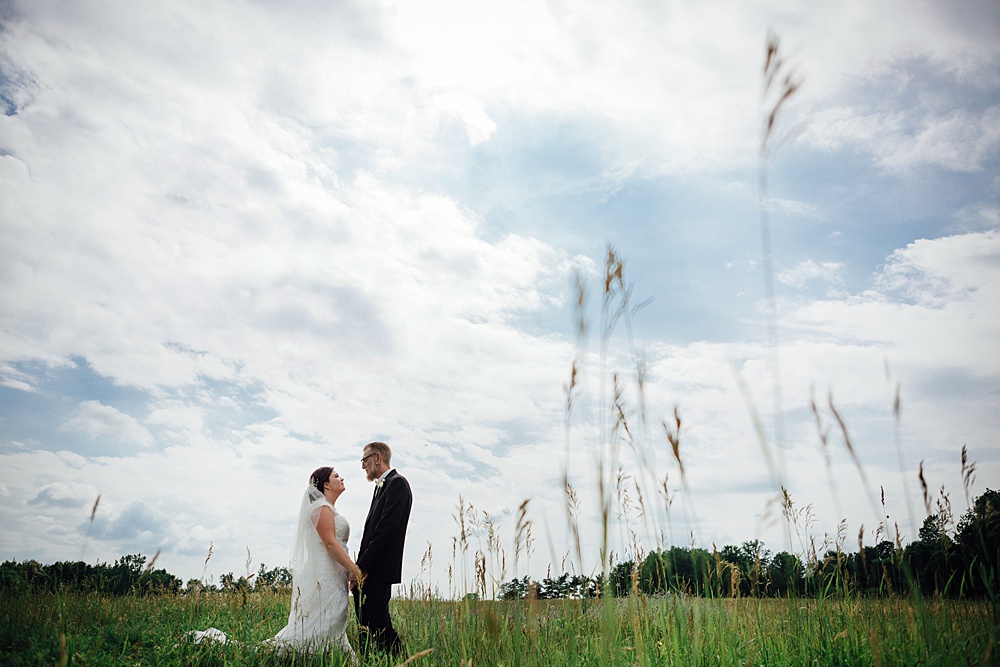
[188,487,355,661]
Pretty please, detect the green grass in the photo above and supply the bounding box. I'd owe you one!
[1,589,996,666]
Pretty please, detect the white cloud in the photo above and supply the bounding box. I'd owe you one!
[802,63,1000,174]
[778,260,844,288]
[146,402,205,435]
[876,230,999,308]
[28,482,99,510]
[768,198,822,218]
[430,93,497,146]
[61,402,155,448]
[954,203,1000,233]
[786,230,1000,378]
[879,106,1000,173]
[0,364,35,392]
[89,501,171,543]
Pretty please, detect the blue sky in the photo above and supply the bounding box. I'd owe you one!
[1,0,998,596]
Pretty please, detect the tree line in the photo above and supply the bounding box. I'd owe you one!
[0,552,291,596]
[500,488,999,600]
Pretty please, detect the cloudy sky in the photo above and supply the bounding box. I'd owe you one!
[2,0,998,596]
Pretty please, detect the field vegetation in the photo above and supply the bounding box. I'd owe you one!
[1,581,997,666]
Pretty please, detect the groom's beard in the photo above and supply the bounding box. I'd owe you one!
[366,469,378,482]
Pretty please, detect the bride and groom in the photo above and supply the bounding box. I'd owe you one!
[190,441,413,659]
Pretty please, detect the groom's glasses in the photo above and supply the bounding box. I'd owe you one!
[360,453,376,464]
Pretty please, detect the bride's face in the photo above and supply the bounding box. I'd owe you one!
[326,470,346,495]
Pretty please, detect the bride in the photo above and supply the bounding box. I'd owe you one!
[189,466,360,660]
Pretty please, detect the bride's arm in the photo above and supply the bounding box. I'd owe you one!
[315,506,362,581]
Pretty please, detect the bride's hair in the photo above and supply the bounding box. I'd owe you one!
[309,466,334,492]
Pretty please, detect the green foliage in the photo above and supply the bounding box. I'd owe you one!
[0,557,295,599]
[492,489,1000,602]
[0,555,181,597]
[639,547,714,596]
[252,563,292,592]
[1,589,996,666]
[499,575,530,600]
[954,488,1000,599]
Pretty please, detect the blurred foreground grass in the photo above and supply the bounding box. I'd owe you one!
[1,588,996,666]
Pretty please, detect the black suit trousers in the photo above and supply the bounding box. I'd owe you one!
[353,581,404,655]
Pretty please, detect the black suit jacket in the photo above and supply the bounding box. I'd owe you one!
[357,469,412,585]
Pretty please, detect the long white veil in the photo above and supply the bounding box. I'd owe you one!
[286,485,331,619]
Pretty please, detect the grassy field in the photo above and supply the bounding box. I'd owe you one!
[1,588,996,666]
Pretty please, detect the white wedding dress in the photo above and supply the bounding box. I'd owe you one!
[188,487,356,661]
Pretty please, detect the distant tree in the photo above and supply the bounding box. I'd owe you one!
[955,488,1000,597]
[47,561,93,590]
[610,560,635,597]
[539,573,570,599]
[220,572,252,593]
[741,540,770,596]
[688,548,716,596]
[767,551,804,597]
[101,554,147,595]
[137,567,181,594]
[253,563,292,592]
[639,550,669,595]
[498,575,531,600]
[1,555,171,596]
[853,545,880,594]
[718,541,770,597]
[567,574,596,599]
[635,547,727,597]
[872,540,903,595]
[815,547,862,597]
[0,560,31,593]
[905,513,957,595]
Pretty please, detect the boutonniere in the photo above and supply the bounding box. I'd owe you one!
[376,478,385,489]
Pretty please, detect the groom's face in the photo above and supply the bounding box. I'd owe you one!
[361,448,378,482]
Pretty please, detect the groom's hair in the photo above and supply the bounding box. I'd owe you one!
[310,466,334,492]
[365,441,391,465]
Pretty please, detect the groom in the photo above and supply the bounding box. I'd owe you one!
[354,440,412,655]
